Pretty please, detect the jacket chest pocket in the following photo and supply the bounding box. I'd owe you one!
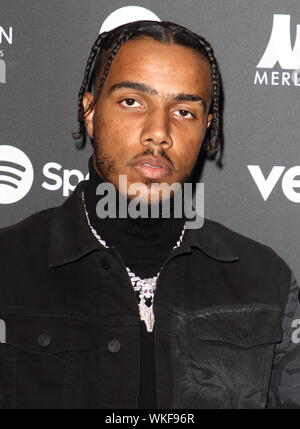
[173,306,283,409]
[0,315,93,409]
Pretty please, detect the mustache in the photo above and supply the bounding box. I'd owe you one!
[130,147,174,168]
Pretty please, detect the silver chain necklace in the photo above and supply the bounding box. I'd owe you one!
[82,191,185,333]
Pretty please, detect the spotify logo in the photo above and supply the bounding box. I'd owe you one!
[0,145,34,204]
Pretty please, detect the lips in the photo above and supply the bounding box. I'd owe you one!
[131,155,173,180]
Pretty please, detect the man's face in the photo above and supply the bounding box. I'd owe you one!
[84,37,213,203]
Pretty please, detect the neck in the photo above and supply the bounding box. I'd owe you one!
[83,155,186,277]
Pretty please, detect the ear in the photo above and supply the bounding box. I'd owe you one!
[82,91,95,139]
[206,113,213,129]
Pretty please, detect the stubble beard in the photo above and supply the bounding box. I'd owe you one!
[93,137,191,189]
[92,137,194,224]
[93,138,116,183]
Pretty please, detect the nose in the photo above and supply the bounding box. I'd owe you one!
[140,108,173,150]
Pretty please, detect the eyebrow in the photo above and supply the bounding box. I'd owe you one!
[108,81,206,109]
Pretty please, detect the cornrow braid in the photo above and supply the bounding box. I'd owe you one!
[194,34,221,153]
[89,29,134,119]
[166,22,221,153]
[73,20,222,154]
[72,31,109,145]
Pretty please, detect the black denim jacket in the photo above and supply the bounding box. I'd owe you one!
[0,181,299,409]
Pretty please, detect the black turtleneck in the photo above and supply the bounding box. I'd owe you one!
[84,156,185,409]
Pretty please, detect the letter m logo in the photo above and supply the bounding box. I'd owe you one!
[257,14,300,69]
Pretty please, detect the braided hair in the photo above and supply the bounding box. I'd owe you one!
[74,20,222,153]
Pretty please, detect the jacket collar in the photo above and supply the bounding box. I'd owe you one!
[48,181,239,268]
[48,181,100,268]
[184,220,239,262]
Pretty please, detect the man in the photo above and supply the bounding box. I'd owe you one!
[0,20,299,409]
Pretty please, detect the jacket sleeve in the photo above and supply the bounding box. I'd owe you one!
[0,347,5,408]
[0,369,5,408]
[267,270,300,408]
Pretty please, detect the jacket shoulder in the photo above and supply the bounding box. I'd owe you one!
[0,208,55,254]
[207,217,286,257]
[204,218,292,281]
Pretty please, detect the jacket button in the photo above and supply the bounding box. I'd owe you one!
[164,333,173,342]
[108,339,120,353]
[236,327,249,338]
[38,333,51,347]
[101,256,110,270]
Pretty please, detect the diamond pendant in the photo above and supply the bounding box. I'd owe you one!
[82,191,185,334]
[139,298,155,332]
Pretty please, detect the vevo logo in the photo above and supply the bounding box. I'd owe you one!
[254,14,300,86]
[248,165,300,202]
[0,145,34,204]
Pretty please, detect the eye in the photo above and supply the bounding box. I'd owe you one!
[174,109,195,119]
[120,98,142,108]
